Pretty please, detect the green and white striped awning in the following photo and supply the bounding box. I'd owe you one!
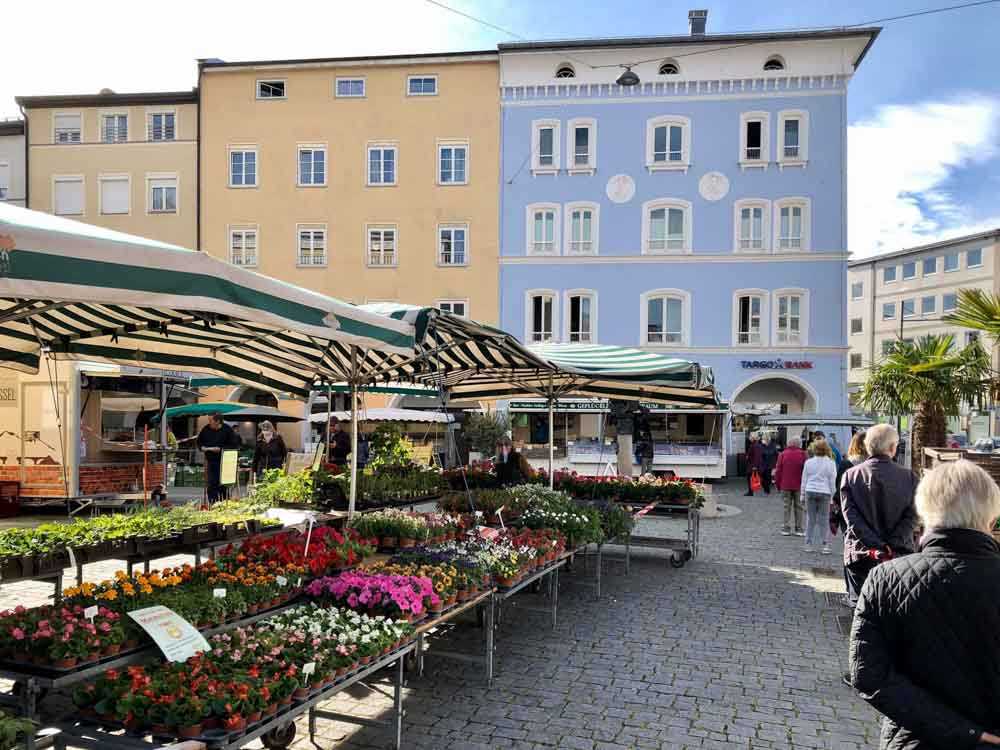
[0,205,415,397]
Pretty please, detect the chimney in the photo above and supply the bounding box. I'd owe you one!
[688,9,708,36]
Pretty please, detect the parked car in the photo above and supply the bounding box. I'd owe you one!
[970,437,1000,453]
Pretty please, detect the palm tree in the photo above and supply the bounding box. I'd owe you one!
[859,334,994,470]
[944,288,1000,345]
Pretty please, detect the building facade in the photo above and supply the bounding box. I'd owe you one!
[198,51,500,323]
[0,119,26,207]
[497,15,878,464]
[16,91,199,248]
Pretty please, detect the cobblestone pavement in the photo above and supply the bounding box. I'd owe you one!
[2,481,883,749]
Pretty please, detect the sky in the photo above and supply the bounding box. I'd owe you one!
[2,0,999,259]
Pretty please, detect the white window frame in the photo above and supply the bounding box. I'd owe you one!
[645,115,691,172]
[902,261,916,280]
[944,252,960,272]
[256,79,286,100]
[922,257,937,276]
[772,288,809,347]
[146,172,178,215]
[365,224,399,268]
[297,144,327,187]
[773,197,811,252]
[524,289,559,343]
[99,111,128,144]
[406,75,438,96]
[566,117,597,175]
[739,111,770,169]
[563,289,598,344]
[777,109,808,168]
[851,281,864,300]
[437,299,469,318]
[52,174,84,216]
[334,77,366,98]
[921,295,937,316]
[732,289,770,347]
[850,353,863,370]
[883,266,898,284]
[531,119,560,175]
[733,198,771,252]
[52,111,82,144]
[525,203,561,256]
[563,201,599,256]
[437,140,469,186]
[228,225,259,268]
[642,198,692,255]
[850,317,863,335]
[98,173,131,216]
[902,298,916,319]
[437,223,469,267]
[295,223,328,268]
[967,248,984,268]
[0,161,8,200]
[228,146,258,188]
[942,293,958,313]
[640,288,691,348]
[366,143,398,187]
[882,302,896,320]
[145,109,177,142]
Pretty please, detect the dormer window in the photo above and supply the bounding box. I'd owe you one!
[658,60,680,75]
[555,64,576,78]
[763,56,785,72]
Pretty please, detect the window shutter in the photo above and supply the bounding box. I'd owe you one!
[54,179,84,215]
[100,179,129,214]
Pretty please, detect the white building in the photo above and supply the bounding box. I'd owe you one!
[0,120,25,207]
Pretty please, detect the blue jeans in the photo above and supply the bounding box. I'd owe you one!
[805,491,831,547]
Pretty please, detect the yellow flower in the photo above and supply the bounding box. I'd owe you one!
[140,585,153,595]
[101,590,118,601]
[122,583,136,596]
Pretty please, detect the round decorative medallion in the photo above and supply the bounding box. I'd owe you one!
[698,171,730,202]
[605,174,636,204]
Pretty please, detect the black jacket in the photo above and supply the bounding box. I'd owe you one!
[196,423,241,463]
[253,435,288,473]
[849,528,1000,749]
[840,456,919,564]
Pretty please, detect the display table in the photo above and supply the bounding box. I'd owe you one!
[413,588,495,685]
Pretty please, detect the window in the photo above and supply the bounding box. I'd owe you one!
[943,293,957,312]
[298,146,326,186]
[148,175,177,213]
[335,78,365,98]
[98,175,129,215]
[565,202,598,255]
[774,290,806,345]
[566,292,595,343]
[438,300,467,317]
[527,204,559,255]
[367,145,397,185]
[366,226,397,267]
[902,261,916,280]
[850,353,863,369]
[53,113,81,143]
[882,340,895,356]
[53,175,84,215]
[531,119,560,174]
[646,116,690,170]
[740,112,769,165]
[777,110,808,165]
[883,266,897,283]
[297,225,327,266]
[902,299,916,318]
[0,162,8,200]
[643,199,691,254]
[851,281,864,300]
[101,114,127,143]
[882,302,896,320]
[944,253,959,272]
[147,112,175,141]
[921,296,936,315]
[923,257,937,275]
[526,292,556,343]
[658,60,679,75]
[256,80,285,99]
[229,148,257,187]
[566,118,596,173]
[438,225,468,266]
[407,76,437,96]
[968,248,983,268]
[966,331,980,346]
[555,64,575,78]
[734,199,770,251]
[230,228,258,267]
[735,292,766,345]
[646,297,683,344]
[774,198,810,251]
[850,317,863,335]
[763,56,785,71]
[438,143,467,184]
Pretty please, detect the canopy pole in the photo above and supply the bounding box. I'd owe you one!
[548,375,555,489]
[348,347,359,522]
[325,382,333,465]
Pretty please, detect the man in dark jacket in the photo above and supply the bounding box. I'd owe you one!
[760,436,778,495]
[327,418,351,466]
[849,459,1000,749]
[493,436,532,486]
[840,424,919,605]
[197,413,242,502]
[745,434,764,496]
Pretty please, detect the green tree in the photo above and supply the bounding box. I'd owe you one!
[462,410,510,455]
[945,288,1000,344]
[368,423,413,468]
[859,333,994,470]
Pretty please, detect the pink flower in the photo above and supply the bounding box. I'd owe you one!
[98,622,111,633]
[11,628,24,641]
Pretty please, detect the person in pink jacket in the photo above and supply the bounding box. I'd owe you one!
[773,436,808,536]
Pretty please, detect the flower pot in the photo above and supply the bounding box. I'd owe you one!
[264,705,277,717]
[311,680,324,691]
[53,657,78,669]
[103,644,121,657]
[336,666,348,677]
[498,576,516,588]
[247,711,262,723]
[123,718,142,732]
[457,589,469,602]
[279,696,292,707]
[429,601,444,614]
[178,725,203,739]
[293,687,310,700]
[226,717,247,733]
[12,651,29,663]
[123,639,139,650]
[381,536,398,549]
[360,655,372,665]
[446,594,456,606]
[150,724,170,735]
[203,718,221,730]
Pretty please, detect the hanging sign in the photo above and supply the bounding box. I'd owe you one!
[128,606,210,662]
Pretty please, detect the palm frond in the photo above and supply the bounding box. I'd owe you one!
[944,288,1000,344]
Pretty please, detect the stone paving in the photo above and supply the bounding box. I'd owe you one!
[0,481,883,749]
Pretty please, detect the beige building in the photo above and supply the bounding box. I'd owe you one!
[0,119,26,207]
[197,51,500,323]
[16,90,198,248]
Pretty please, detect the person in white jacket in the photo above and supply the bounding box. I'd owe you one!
[801,438,837,554]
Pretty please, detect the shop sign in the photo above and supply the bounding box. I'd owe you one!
[0,378,16,408]
[509,399,609,413]
[740,359,813,370]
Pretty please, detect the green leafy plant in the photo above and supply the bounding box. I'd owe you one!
[462,410,510,455]
[0,710,33,750]
[368,424,413,468]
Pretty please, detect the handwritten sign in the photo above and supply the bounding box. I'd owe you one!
[286,452,314,476]
[127,606,209,662]
[220,450,239,487]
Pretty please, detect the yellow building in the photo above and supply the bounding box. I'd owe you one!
[198,51,500,323]
[16,90,198,248]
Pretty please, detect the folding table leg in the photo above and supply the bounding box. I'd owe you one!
[484,598,495,687]
[551,568,559,629]
[393,656,404,750]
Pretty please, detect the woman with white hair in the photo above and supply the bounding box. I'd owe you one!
[849,459,1000,748]
[252,419,288,479]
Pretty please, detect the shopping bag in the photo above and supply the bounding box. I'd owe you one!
[750,469,762,492]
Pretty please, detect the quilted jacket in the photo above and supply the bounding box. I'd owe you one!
[840,456,919,564]
[849,528,1000,749]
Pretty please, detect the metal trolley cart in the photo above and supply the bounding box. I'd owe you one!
[616,501,701,569]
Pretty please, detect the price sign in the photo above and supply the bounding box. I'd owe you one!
[476,526,500,541]
[84,605,99,621]
[303,662,316,676]
[276,576,288,587]
[128,606,210,663]
[213,588,227,599]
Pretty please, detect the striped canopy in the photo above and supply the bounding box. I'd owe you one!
[0,205,414,397]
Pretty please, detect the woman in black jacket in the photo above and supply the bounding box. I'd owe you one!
[848,459,1000,749]
[252,420,288,478]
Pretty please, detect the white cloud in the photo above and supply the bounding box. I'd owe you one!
[849,97,1000,258]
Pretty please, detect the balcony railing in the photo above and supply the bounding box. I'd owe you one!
[54,128,81,143]
[744,146,762,160]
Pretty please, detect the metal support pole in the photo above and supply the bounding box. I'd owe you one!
[393,654,404,750]
[348,348,360,522]
[548,392,555,489]
[484,597,495,687]
[325,382,333,464]
[551,567,559,629]
[596,544,602,600]
[416,633,425,677]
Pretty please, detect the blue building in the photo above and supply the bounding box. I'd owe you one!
[497,13,879,475]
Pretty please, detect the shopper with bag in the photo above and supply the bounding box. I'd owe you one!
[745,434,764,496]
[761,436,777,495]
[774,436,808,536]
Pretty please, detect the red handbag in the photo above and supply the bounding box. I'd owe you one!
[750,469,762,492]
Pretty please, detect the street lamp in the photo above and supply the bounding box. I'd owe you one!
[616,67,640,87]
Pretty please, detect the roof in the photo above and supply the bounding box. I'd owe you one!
[0,120,24,137]
[848,228,1000,267]
[498,27,881,68]
[199,49,497,72]
[308,408,452,424]
[15,90,198,109]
